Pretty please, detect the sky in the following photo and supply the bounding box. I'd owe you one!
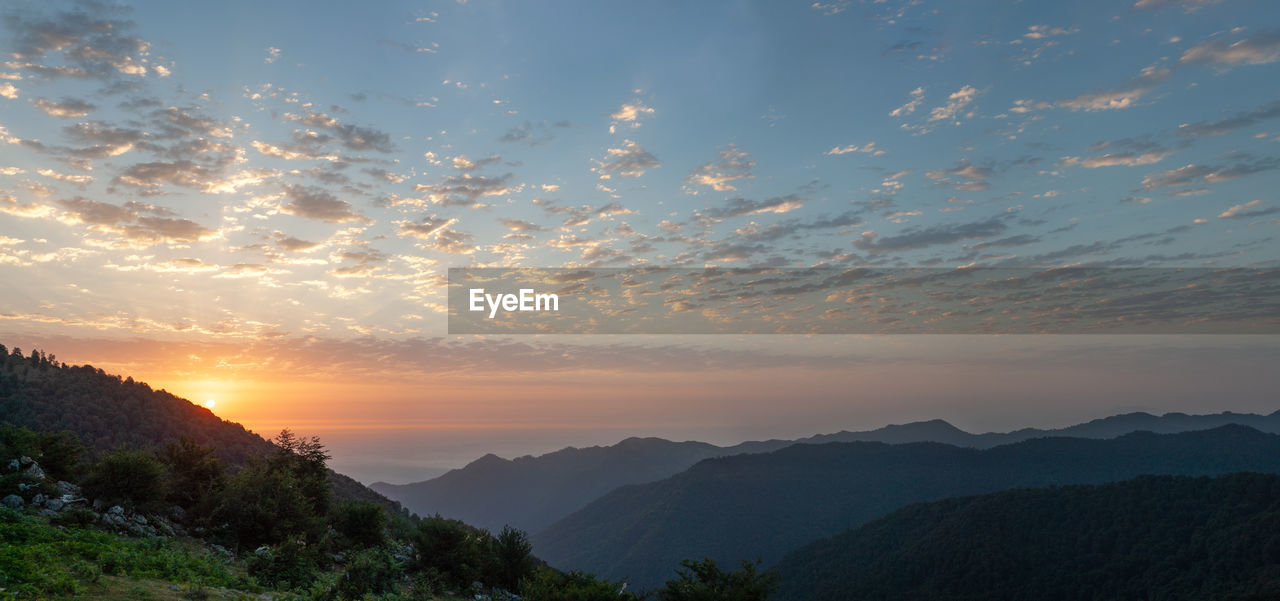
[0,0,1277,483]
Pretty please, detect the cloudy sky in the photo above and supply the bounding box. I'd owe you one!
[1,0,1277,483]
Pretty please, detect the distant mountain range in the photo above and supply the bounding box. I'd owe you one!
[772,472,1280,601]
[530,426,1280,590]
[372,410,1280,534]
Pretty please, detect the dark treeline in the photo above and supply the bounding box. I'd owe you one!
[773,473,1280,601]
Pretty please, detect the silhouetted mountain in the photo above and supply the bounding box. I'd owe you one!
[773,473,1280,601]
[0,343,400,513]
[531,426,1280,590]
[374,410,1280,535]
[372,437,727,533]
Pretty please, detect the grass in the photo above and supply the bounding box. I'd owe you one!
[0,508,252,600]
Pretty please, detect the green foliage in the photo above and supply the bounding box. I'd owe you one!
[333,500,388,549]
[409,515,491,593]
[0,507,244,599]
[0,423,84,482]
[212,458,322,550]
[772,473,1280,601]
[245,539,322,591]
[158,436,226,521]
[491,525,535,593]
[521,567,639,601]
[81,447,167,512]
[657,559,777,601]
[270,429,333,518]
[335,546,403,599]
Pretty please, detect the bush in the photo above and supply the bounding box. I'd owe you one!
[333,500,387,549]
[521,567,638,601]
[81,448,166,512]
[245,539,321,590]
[335,546,402,599]
[410,515,484,592]
[656,558,778,601]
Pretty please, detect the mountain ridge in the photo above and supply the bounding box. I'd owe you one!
[530,425,1280,590]
[372,410,1280,533]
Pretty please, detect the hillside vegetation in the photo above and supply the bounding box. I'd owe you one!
[772,473,1280,601]
[533,426,1280,589]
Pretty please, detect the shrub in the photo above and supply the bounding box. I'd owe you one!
[81,448,166,512]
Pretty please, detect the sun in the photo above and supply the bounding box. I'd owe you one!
[203,399,216,409]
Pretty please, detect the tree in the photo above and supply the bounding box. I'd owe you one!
[333,500,388,549]
[81,448,166,512]
[657,558,778,601]
[269,429,332,517]
[157,436,225,520]
[492,525,535,593]
[411,515,484,592]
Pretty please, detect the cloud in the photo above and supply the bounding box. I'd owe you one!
[1057,66,1173,111]
[414,173,518,207]
[1218,199,1279,219]
[609,101,654,133]
[396,215,457,239]
[3,4,162,81]
[1134,0,1223,9]
[0,83,17,99]
[279,185,370,223]
[265,46,281,64]
[925,159,993,191]
[498,218,546,233]
[1142,155,1280,189]
[31,97,95,117]
[272,232,323,252]
[594,140,660,178]
[1177,100,1280,137]
[826,142,884,156]
[1060,150,1171,168]
[284,111,395,153]
[700,194,806,220]
[890,87,925,117]
[854,216,1008,253]
[1181,30,1280,67]
[450,154,502,172]
[113,161,267,195]
[421,228,475,254]
[928,85,980,122]
[683,145,754,193]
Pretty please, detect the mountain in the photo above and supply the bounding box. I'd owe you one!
[372,437,729,533]
[531,426,1280,590]
[772,473,1280,601]
[0,343,400,513]
[374,410,1280,534]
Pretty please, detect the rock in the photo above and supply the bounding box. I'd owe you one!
[19,456,33,466]
[55,481,80,496]
[170,505,186,522]
[44,498,65,511]
[38,508,59,518]
[5,459,17,472]
[24,463,44,479]
[254,545,272,556]
[108,505,125,516]
[1,494,22,509]
[131,514,148,525]
[209,544,231,557]
[92,498,106,512]
[32,493,46,505]
[18,482,36,491]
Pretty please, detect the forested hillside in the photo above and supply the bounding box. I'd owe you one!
[772,473,1280,601]
[0,343,394,513]
[533,426,1280,589]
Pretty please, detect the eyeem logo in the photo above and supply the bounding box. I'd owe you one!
[469,288,560,319]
